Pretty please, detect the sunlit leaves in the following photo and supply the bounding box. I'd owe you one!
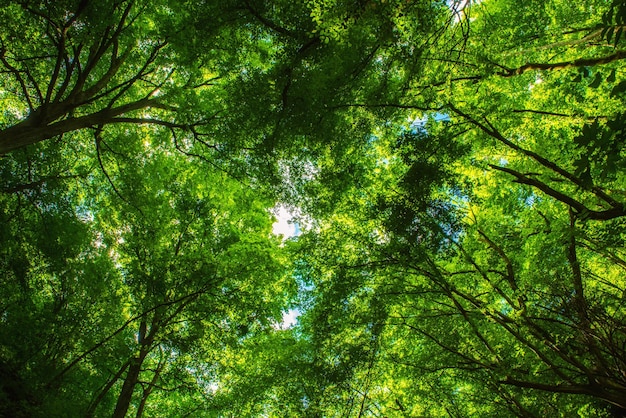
[2,0,626,416]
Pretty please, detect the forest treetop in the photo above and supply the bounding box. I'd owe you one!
[2,0,626,416]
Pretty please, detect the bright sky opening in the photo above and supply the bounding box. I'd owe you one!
[272,206,299,239]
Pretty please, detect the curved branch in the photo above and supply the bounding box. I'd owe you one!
[243,0,298,38]
[497,50,626,77]
[450,104,625,210]
[47,286,209,387]
[489,164,625,220]
[0,51,36,111]
[500,377,626,409]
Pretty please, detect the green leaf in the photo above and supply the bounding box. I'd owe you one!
[573,154,593,186]
[611,80,626,96]
[615,27,623,45]
[606,27,615,44]
[608,69,616,83]
[588,72,602,88]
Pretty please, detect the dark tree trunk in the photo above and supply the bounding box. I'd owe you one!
[0,97,157,154]
[111,356,146,418]
[111,319,157,418]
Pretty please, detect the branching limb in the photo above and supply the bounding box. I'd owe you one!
[0,50,36,111]
[47,285,211,388]
[489,164,625,220]
[85,359,132,418]
[497,50,626,77]
[512,108,607,121]
[94,125,146,217]
[243,0,299,38]
[500,377,626,409]
[450,104,625,210]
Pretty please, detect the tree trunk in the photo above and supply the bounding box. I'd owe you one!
[135,363,162,418]
[85,360,130,418]
[111,356,146,418]
[111,319,156,418]
[0,98,156,154]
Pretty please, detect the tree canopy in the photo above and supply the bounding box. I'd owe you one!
[2,0,626,416]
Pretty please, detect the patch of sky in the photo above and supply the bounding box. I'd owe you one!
[448,185,470,208]
[498,298,513,315]
[271,201,315,242]
[275,308,300,330]
[275,266,318,331]
[272,205,299,239]
[408,112,450,133]
[301,395,310,410]
[276,158,319,201]
[447,0,471,13]
[447,0,482,23]
[75,204,94,223]
[529,74,543,91]
[523,193,536,207]
[367,133,379,145]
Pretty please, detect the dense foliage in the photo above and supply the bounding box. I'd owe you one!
[1,0,626,416]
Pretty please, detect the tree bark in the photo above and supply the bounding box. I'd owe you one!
[497,50,626,77]
[500,377,626,409]
[0,98,158,154]
[85,360,130,418]
[112,319,157,418]
[111,356,146,418]
[135,361,163,418]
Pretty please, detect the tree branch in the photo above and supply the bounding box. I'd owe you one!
[450,104,625,210]
[500,377,626,409]
[497,50,626,77]
[47,285,210,387]
[489,164,625,220]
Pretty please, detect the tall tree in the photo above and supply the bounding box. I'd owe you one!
[3,0,626,416]
[281,0,626,416]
